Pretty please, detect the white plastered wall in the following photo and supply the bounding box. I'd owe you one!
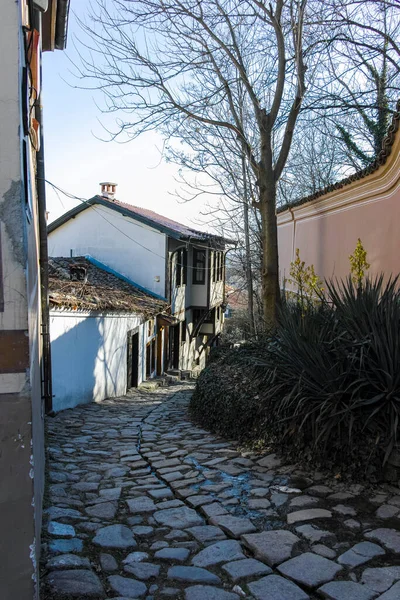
[48,205,167,297]
[50,310,146,412]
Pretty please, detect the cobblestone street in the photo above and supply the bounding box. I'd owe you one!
[42,384,400,600]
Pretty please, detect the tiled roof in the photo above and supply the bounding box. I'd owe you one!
[49,257,167,315]
[278,98,400,213]
[111,199,213,239]
[48,196,235,245]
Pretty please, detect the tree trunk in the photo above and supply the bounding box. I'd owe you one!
[259,177,280,329]
[241,153,256,336]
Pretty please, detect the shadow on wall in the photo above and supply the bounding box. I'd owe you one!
[50,315,131,413]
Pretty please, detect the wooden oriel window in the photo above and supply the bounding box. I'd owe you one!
[176,249,187,287]
[193,249,206,284]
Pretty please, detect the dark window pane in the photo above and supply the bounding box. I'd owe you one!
[193,249,206,284]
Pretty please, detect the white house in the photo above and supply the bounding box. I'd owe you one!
[48,256,168,412]
[48,183,234,380]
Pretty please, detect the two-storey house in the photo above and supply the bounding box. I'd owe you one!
[48,182,233,387]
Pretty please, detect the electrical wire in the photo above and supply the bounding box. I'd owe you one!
[45,180,229,272]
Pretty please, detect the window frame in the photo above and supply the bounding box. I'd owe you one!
[192,248,206,285]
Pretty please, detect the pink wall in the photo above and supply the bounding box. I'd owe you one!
[277,130,400,285]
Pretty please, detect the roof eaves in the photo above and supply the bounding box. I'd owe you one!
[48,200,93,233]
[48,195,237,245]
[277,98,400,215]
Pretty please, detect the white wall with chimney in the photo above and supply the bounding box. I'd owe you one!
[48,204,167,298]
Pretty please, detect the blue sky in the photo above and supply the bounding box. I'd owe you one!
[42,0,209,229]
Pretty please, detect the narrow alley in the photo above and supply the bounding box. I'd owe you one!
[42,384,400,600]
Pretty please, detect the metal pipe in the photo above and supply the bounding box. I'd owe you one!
[35,10,53,413]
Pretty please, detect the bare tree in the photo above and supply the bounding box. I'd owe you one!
[76,0,317,328]
[306,0,400,169]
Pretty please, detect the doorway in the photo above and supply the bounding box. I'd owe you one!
[127,330,139,389]
[169,324,180,370]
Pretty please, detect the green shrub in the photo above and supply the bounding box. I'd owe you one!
[191,276,400,471]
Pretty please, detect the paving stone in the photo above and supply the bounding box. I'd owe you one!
[377,581,400,599]
[123,552,149,564]
[108,575,147,598]
[106,466,129,477]
[287,508,332,524]
[168,566,221,584]
[156,499,185,509]
[222,558,272,582]
[46,553,91,570]
[327,492,355,501]
[73,482,100,492]
[148,487,174,499]
[150,540,169,550]
[295,524,334,543]
[312,544,336,559]
[131,525,154,537]
[165,529,189,540]
[124,563,161,580]
[364,529,400,553]
[370,494,389,506]
[344,519,361,530]
[161,586,181,596]
[361,566,400,593]
[184,586,239,600]
[153,458,181,469]
[250,487,270,497]
[46,507,84,520]
[277,552,342,588]
[48,521,76,537]
[155,547,190,562]
[271,493,289,507]
[154,506,203,528]
[257,453,282,469]
[163,471,185,482]
[290,495,320,508]
[376,504,400,519]
[100,553,118,572]
[48,538,83,554]
[186,495,215,508]
[388,496,400,507]
[99,487,121,500]
[186,525,226,543]
[318,581,377,600]
[248,575,309,600]
[126,497,157,513]
[333,504,357,516]
[247,499,272,509]
[93,525,137,548]
[307,486,333,497]
[191,540,245,567]
[86,501,117,519]
[338,542,385,567]
[46,570,105,597]
[209,515,257,538]
[242,530,300,566]
[50,471,68,483]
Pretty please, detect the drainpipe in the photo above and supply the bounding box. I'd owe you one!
[35,12,53,413]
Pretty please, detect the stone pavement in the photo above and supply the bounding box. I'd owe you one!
[42,383,400,599]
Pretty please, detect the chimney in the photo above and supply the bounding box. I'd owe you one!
[99,181,118,201]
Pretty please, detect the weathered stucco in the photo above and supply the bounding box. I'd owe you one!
[0,2,42,598]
